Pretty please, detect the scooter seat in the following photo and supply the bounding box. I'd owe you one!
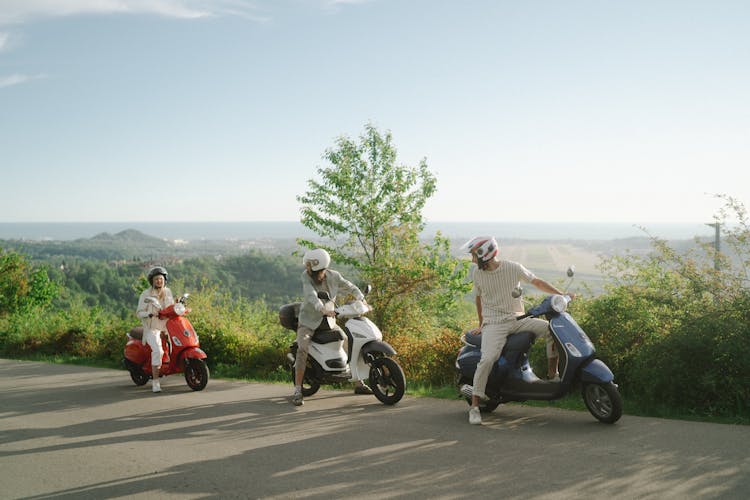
[464,330,537,356]
[464,331,482,347]
[128,326,144,341]
[312,329,344,345]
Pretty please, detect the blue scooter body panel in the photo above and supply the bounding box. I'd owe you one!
[550,312,595,360]
[580,358,614,383]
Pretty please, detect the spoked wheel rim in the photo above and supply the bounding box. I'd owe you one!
[369,357,405,405]
[185,359,210,391]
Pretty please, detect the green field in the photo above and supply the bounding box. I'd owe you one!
[499,243,606,294]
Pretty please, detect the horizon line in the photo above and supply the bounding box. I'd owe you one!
[0,220,716,225]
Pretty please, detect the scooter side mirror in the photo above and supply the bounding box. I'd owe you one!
[317,291,331,301]
[567,266,575,278]
[363,284,373,295]
[511,282,523,298]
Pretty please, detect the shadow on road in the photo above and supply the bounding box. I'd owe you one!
[2,359,749,499]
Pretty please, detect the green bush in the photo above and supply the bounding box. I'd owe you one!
[176,285,292,380]
[389,328,464,387]
[0,302,128,361]
[625,297,750,417]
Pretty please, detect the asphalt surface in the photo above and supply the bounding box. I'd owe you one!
[1,359,749,499]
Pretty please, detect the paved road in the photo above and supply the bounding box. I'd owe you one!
[1,359,749,499]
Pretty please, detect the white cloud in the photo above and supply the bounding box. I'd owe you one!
[0,0,268,25]
[0,73,46,89]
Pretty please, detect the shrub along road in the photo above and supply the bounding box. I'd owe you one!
[1,359,748,499]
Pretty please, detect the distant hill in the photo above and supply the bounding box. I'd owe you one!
[88,229,165,244]
[0,228,278,261]
[1,229,173,261]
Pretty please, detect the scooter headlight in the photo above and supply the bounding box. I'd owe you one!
[550,294,568,313]
[174,303,187,316]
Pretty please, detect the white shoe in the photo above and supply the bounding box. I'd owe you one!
[292,389,304,406]
[152,381,161,393]
[549,373,561,382]
[469,407,482,425]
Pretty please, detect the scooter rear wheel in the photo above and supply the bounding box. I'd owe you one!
[582,382,622,424]
[129,369,149,386]
[289,365,320,397]
[472,399,500,413]
[457,376,500,413]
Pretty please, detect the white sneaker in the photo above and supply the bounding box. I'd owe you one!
[469,407,482,425]
[292,389,304,406]
[549,373,561,382]
[152,381,161,393]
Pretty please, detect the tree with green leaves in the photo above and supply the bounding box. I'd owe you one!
[297,123,470,335]
[0,248,58,315]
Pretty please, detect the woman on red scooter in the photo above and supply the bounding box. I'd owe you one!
[136,266,174,393]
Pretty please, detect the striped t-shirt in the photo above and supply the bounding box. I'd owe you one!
[473,260,536,324]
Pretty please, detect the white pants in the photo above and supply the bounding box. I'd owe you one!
[472,317,556,399]
[143,329,164,367]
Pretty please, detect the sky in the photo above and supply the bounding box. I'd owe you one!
[1,0,749,224]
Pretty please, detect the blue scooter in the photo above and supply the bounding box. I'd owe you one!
[455,276,622,424]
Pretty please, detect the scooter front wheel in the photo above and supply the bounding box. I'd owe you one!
[582,382,622,424]
[369,357,405,405]
[185,359,210,391]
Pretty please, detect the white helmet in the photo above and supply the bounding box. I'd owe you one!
[461,236,499,264]
[302,248,331,271]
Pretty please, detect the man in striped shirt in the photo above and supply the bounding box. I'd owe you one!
[462,236,568,425]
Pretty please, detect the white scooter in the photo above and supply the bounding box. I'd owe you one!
[278,286,406,405]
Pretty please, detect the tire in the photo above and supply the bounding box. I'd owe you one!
[369,357,405,405]
[184,359,210,391]
[289,364,320,397]
[582,382,622,424]
[129,369,149,386]
[461,394,500,413]
[457,375,500,413]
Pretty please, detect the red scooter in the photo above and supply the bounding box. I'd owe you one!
[123,294,209,391]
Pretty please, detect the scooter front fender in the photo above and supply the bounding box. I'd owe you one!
[580,358,614,384]
[180,347,208,361]
[361,340,397,357]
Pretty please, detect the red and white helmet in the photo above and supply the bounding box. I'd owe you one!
[461,236,499,263]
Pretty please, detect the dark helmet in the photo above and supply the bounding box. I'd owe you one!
[147,266,168,285]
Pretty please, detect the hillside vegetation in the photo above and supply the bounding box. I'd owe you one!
[1,215,748,423]
[1,124,748,423]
